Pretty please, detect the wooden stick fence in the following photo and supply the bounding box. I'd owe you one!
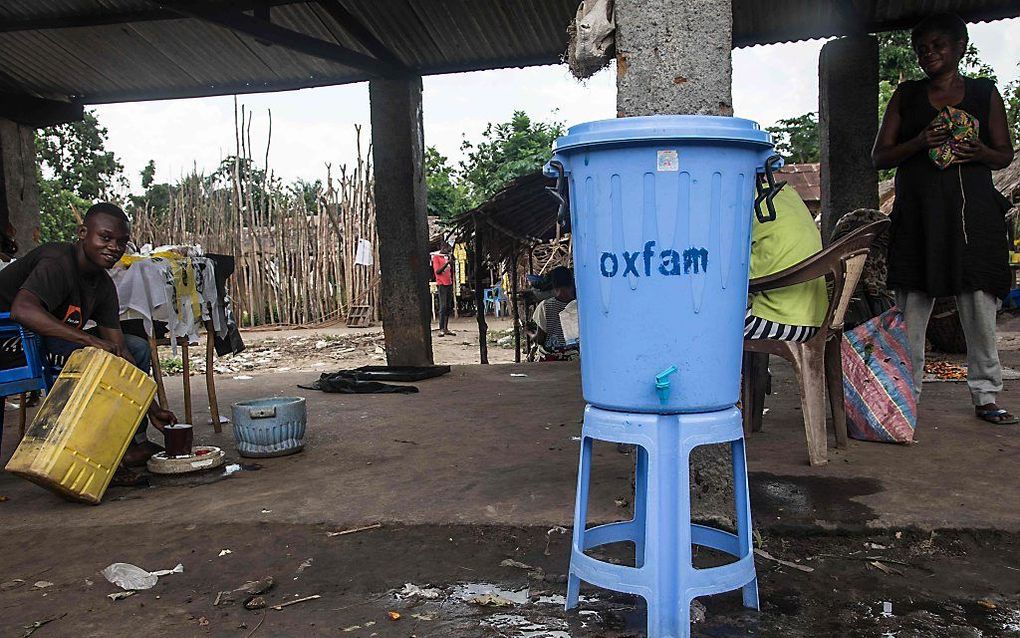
[131,106,378,327]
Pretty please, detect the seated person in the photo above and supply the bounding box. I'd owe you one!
[528,266,579,361]
[745,184,828,340]
[0,203,176,466]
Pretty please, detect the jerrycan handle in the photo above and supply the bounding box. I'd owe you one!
[753,154,787,223]
[654,365,678,405]
[543,159,571,234]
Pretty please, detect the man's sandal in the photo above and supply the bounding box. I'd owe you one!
[110,465,148,488]
[975,408,1019,425]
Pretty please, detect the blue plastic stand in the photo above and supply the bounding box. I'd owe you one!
[550,116,771,636]
[566,405,758,637]
[0,312,52,450]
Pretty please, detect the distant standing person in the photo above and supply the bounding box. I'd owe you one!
[431,243,456,337]
[872,13,1016,424]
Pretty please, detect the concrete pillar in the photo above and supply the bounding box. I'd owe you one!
[613,0,736,525]
[369,76,434,366]
[819,35,880,241]
[615,0,733,116]
[0,118,40,255]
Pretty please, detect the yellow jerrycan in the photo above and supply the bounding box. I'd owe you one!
[5,347,156,504]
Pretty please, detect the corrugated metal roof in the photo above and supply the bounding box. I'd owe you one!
[732,0,1020,46]
[0,0,1017,104]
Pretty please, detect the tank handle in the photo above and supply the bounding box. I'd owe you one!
[544,160,571,234]
[753,154,787,223]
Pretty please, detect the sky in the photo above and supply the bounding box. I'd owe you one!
[94,18,1020,192]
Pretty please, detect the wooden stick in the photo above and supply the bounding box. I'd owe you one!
[754,549,815,573]
[473,220,488,364]
[272,595,321,610]
[510,249,521,363]
[181,339,193,426]
[148,334,168,409]
[204,320,221,433]
[18,392,27,439]
[326,523,382,537]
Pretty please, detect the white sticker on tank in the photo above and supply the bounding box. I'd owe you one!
[657,150,679,172]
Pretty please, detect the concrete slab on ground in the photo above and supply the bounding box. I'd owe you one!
[1,359,1018,532]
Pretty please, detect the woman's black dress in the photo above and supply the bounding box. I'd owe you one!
[887,76,1011,299]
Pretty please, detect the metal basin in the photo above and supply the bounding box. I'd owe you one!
[231,396,307,458]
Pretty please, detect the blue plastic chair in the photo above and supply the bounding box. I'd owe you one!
[567,406,758,637]
[482,286,506,317]
[0,312,52,450]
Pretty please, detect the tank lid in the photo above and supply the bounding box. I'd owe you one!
[552,115,773,152]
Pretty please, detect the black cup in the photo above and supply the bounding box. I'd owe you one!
[163,423,194,458]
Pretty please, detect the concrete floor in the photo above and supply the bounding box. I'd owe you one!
[2,357,1018,534]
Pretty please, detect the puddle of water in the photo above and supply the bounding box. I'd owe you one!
[749,472,881,524]
[999,608,1020,632]
[454,582,530,605]
[865,596,1013,636]
[534,593,597,606]
[396,582,442,600]
[482,614,569,638]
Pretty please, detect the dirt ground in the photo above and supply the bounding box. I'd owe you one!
[1,524,1018,637]
[172,317,518,377]
[2,317,1020,637]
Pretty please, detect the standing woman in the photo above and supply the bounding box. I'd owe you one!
[873,13,1016,424]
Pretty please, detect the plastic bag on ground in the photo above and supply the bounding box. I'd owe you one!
[102,562,184,590]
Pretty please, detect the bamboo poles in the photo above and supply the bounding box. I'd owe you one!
[130,113,378,328]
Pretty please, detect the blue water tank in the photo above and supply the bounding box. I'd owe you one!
[548,115,776,413]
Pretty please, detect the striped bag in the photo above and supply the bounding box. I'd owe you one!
[841,308,917,444]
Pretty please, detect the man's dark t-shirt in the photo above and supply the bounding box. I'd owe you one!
[0,242,120,330]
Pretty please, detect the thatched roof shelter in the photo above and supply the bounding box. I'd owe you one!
[447,171,561,365]
[450,171,559,266]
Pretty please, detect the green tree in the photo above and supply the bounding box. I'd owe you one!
[36,110,123,200]
[424,146,469,220]
[457,111,565,207]
[35,109,125,242]
[767,113,819,164]
[141,159,156,189]
[205,155,281,223]
[36,181,89,243]
[127,159,172,228]
[1003,78,1020,148]
[291,178,322,214]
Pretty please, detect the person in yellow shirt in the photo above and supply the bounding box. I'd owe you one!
[745,184,827,340]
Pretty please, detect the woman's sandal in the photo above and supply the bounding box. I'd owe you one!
[975,407,1020,425]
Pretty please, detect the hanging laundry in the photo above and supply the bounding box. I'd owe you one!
[355,239,374,266]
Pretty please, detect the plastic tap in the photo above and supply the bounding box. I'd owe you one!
[655,366,678,404]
